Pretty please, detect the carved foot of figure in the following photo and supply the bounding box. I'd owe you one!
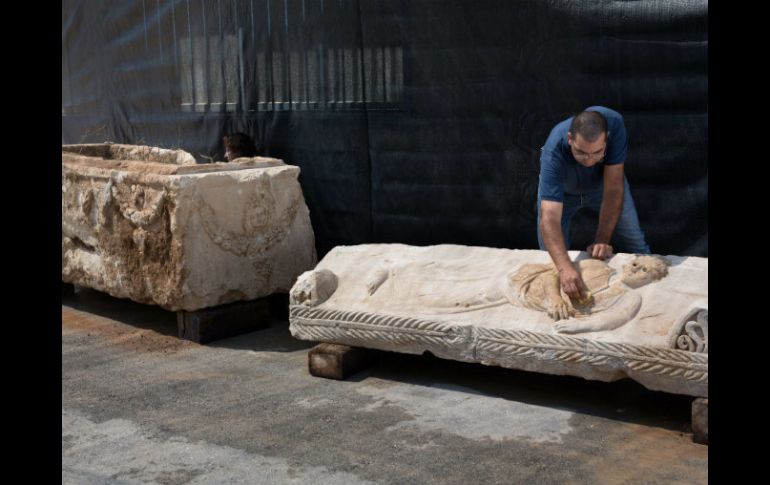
[365,267,389,295]
[290,269,338,307]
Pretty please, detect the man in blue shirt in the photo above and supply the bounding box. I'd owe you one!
[537,106,651,301]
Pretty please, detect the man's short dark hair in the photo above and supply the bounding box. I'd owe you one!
[223,132,258,158]
[569,111,608,142]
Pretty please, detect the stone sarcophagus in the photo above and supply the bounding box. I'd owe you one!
[62,143,317,312]
[289,244,707,398]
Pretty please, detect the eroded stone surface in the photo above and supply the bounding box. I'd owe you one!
[289,244,708,397]
[62,143,198,165]
[62,143,316,311]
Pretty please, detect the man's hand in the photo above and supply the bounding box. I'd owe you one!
[558,265,587,300]
[587,243,613,260]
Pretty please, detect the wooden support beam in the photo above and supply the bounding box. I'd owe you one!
[691,397,708,445]
[177,298,270,344]
[308,343,378,380]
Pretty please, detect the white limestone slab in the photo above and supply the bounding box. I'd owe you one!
[289,244,707,397]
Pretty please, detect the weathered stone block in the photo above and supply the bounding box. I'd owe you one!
[62,143,317,311]
[289,244,708,397]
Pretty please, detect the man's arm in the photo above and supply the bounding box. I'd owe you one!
[540,200,586,299]
[589,163,625,259]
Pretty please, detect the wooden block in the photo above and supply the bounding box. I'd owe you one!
[177,298,270,344]
[308,343,377,380]
[692,397,708,445]
[62,282,75,297]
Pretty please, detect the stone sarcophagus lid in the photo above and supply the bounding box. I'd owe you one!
[289,244,708,397]
[62,143,317,311]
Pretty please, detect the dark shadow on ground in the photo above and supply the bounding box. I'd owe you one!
[343,350,693,434]
[63,287,178,336]
[62,288,313,352]
[62,287,694,433]
[207,319,316,352]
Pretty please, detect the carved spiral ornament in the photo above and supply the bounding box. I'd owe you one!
[676,309,708,354]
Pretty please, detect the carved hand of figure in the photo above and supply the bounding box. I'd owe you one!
[587,243,614,260]
[547,298,575,321]
[553,319,591,334]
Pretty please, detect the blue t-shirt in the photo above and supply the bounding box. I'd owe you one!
[538,106,627,202]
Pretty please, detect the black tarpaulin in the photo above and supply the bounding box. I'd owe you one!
[62,0,708,257]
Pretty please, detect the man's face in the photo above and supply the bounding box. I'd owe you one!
[224,148,240,162]
[568,132,607,167]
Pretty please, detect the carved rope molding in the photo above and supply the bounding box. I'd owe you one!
[290,306,469,348]
[477,329,707,382]
[290,305,708,383]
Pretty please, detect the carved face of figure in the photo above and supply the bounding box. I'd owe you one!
[621,256,669,288]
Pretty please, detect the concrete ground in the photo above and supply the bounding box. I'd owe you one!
[62,288,707,485]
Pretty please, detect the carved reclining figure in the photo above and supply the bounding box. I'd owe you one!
[292,254,670,335]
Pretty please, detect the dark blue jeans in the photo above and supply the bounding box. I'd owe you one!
[537,177,651,254]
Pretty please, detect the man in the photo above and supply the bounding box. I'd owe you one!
[223,132,258,162]
[537,106,651,302]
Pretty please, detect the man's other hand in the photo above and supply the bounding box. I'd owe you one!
[587,243,614,260]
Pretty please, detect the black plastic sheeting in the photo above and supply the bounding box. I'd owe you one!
[62,0,708,257]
